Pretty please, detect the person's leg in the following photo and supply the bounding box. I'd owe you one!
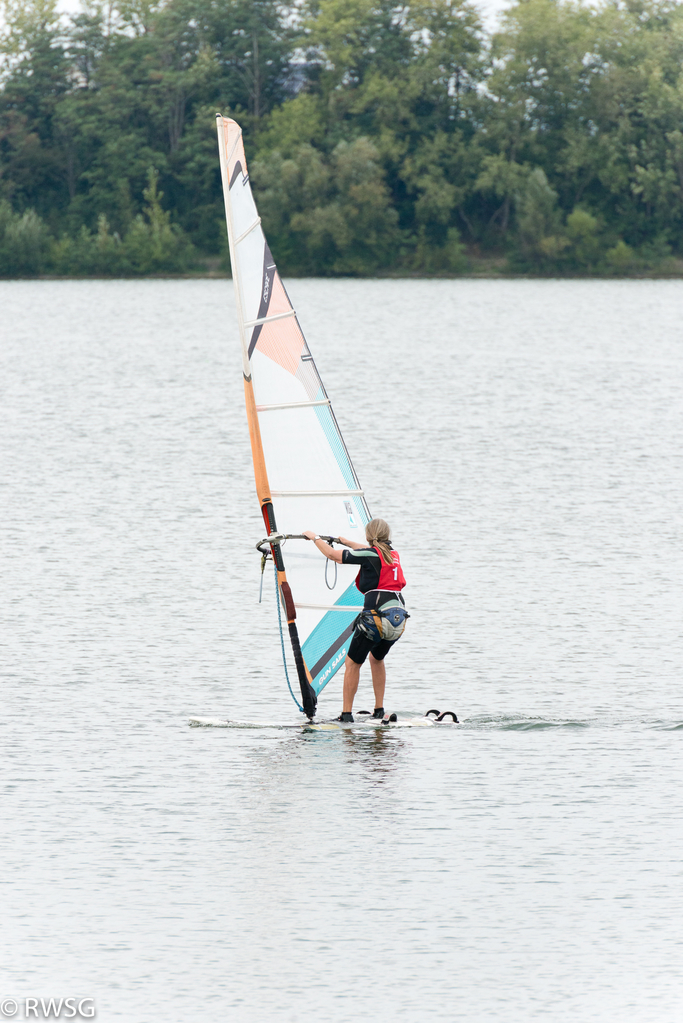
[369,652,386,710]
[342,656,361,713]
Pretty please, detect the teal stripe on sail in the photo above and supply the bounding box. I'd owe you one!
[312,394,370,529]
[313,394,369,524]
[310,630,354,694]
[301,580,363,694]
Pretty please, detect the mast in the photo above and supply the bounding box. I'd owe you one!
[216,114,317,718]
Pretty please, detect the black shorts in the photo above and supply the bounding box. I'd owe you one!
[347,630,396,666]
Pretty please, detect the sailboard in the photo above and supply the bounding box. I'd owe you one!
[189,715,439,730]
[215,115,371,719]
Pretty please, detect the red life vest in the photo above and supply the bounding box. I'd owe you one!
[356,546,406,592]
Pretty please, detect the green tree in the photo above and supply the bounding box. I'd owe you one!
[0,199,51,273]
[0,0,71,214]
[253,137,398,273]
[513,167,566,266]
[123,166,196,271]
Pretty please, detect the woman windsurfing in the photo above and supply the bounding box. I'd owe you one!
[302,518,408,722]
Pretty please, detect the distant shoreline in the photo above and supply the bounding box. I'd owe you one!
[4,253,683,281]
[5,268,683,281]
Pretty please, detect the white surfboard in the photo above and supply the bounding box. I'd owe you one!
[188,715,438,730]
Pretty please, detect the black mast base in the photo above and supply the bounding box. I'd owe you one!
[287,621,317,719]
[301,680,318,720]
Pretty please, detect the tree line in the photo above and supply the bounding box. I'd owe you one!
[2,0,683,276]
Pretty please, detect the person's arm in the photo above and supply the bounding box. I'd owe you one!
[302,530,344,562]
[338,536,366,550]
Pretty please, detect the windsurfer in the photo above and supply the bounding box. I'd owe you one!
[302,518,407,722]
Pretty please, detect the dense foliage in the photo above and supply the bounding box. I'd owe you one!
[2,0,683,275]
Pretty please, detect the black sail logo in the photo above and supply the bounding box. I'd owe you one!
[248,244,277,358]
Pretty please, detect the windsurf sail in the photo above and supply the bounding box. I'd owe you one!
[216,115,371,717]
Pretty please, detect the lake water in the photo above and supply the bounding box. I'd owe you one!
[2,278,683,1023]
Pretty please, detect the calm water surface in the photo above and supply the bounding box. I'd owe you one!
[2,279,683,1022]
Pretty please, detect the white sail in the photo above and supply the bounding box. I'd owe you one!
[216,115,371,705]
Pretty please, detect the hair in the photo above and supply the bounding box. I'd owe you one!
[365,517,394,566]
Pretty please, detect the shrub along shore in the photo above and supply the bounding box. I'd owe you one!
[2,0,683,278]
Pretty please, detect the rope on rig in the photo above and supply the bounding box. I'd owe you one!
[273,559,303,713]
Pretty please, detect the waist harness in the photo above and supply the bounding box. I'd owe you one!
[354,603,410,644]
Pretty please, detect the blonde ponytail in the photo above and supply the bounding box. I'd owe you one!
[366,517,394,566]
